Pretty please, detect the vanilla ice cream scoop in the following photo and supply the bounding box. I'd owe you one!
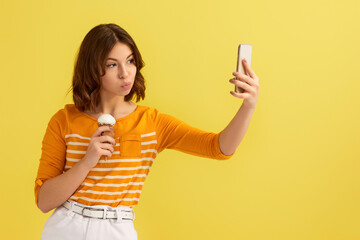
[97,114,116,160]
[98,114,116,126]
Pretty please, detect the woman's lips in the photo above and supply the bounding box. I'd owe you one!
[121,83,131,90]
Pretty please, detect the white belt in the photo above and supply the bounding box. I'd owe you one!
[62,201,135,221]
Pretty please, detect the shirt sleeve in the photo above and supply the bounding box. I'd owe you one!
[155,111,235,160]
[34,110,67,207]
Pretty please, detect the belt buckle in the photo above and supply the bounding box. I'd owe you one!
[81,207,94,217]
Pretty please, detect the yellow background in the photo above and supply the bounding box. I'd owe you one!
[1,0,360,239]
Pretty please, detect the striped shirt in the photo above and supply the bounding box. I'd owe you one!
[35,104,234,208]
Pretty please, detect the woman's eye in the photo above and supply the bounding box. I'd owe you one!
[106,59,135,68]
[106,63,116,68]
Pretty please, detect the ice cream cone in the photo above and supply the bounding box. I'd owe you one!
[97,114,116,160]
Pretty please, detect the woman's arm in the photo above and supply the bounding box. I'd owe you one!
[219,59,259,156]
[37,125,115,213]
[155,111,234,160]
[37,159,91,213]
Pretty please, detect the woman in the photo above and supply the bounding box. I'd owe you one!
[35,23,259,240]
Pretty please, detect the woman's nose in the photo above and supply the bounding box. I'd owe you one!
[118,64,129,78]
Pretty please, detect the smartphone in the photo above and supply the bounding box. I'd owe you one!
[235,44,252,93]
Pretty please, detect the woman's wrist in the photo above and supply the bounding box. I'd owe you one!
[77,157,94,173]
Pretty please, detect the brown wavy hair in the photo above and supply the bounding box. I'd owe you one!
[66,23,145,112]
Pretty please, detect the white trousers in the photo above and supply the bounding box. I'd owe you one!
[41,202,138,240]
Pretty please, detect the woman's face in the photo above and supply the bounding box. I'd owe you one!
[100,42,137,98]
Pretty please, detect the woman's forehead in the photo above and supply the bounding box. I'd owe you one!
[107,42,133,61]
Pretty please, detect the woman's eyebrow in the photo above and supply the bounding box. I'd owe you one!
[106,53,134,61]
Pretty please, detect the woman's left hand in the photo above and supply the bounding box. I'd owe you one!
[229,59,259,109]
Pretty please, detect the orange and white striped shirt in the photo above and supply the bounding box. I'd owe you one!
[35,104,234,208]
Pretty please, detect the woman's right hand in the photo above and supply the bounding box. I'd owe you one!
[78,125,116,171]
